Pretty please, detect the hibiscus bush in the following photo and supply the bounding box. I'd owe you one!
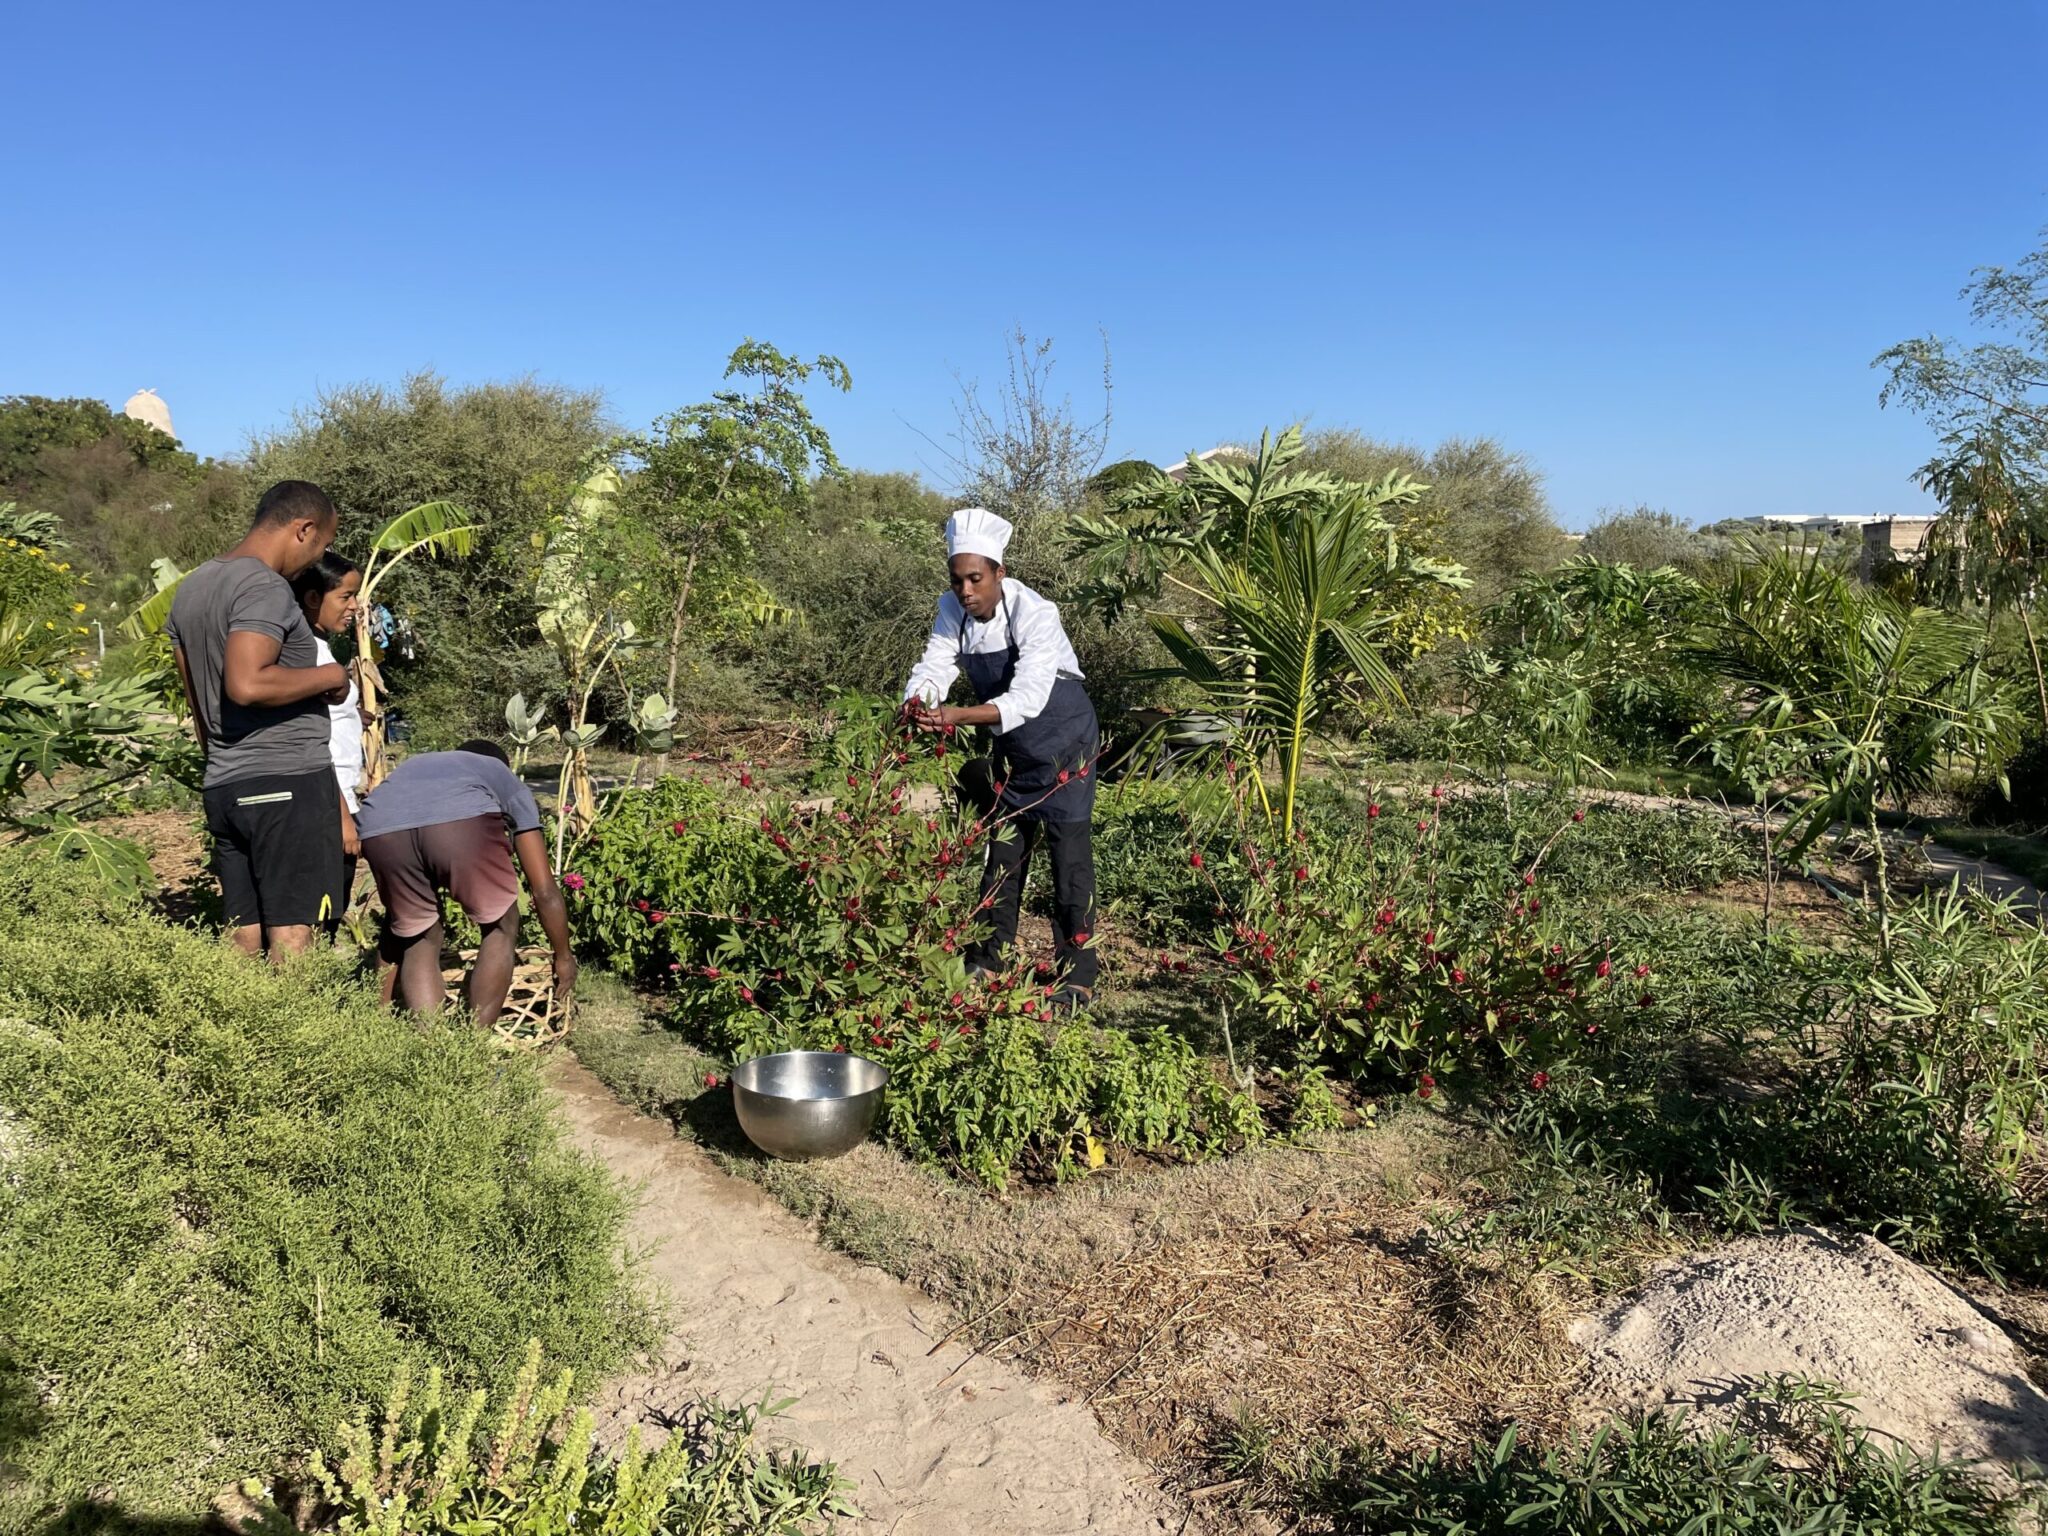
[572,726,1263,1188]
[563,777,770,979]
[1189,777,1650,1096]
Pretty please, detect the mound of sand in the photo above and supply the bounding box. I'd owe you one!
[1572,1228,2048,1471]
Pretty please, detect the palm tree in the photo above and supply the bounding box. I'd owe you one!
[1694,544,2015,951]
[1146,470,1469,839]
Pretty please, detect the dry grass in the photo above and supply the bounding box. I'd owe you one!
[1011,1202,1577,1479]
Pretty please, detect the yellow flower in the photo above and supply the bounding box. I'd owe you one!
[53,562,70,572]
[43,620,55,629]
[72,602,86,614]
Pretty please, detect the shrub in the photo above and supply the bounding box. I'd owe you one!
[1509,891,2048,1280]
[1192,784,1643,1093]
[801,692,956,798]
[1321,1384,2043,1533]
[564,777,770,982]
[567,735,1262,1187]
[258,1341,853,1535]
[1096,782,1755,948]
[872,1009,1261,1188]
[1091,779,1227,939]
[0,856,652,1522]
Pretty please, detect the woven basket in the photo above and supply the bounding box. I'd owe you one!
[440,946,567,1049]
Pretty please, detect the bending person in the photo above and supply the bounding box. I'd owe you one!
[902,508,1100,1010]
[354,740,576,1024]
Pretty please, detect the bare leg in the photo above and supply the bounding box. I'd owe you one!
[266,923,316,961]
[469,915,518,1027]
[226,925,263,958]
[392,920,447,1016]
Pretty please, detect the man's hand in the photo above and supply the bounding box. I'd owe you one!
[552,949,579,999]
[341,811,361,858]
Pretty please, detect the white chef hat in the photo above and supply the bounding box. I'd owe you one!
[944,507,1012,564]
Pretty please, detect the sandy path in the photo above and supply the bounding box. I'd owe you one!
[545,1057,1195,1536]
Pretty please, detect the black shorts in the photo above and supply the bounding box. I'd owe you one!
[202,767,346,930]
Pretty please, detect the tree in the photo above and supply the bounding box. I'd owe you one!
[619,341,851,714]
[1579,505,1709,574]
[1914,432,2048,732]
[803,469,948,542]
[1085,458,1159,505]
[245,373,614,744]
[1072,426,1468,837]
[1475,556,1714,771]
[0,395,199,494]
[1692,544,2016,952]
[925,327,1111,525]
[1295,429,1567,603]
[0,395,247,585]
[1877,227,2048,469]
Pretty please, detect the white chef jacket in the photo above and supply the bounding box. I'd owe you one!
[315,635,364,813]
[902,580,1084,737]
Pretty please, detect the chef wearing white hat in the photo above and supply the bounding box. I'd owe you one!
[902,507,1099,1006]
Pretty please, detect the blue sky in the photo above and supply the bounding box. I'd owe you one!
[5,1,2044,527]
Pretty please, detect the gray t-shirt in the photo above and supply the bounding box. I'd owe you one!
[166,556,333,788]
[355,751,543,841]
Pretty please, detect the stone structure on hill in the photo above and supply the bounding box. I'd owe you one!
[122,388,175,440]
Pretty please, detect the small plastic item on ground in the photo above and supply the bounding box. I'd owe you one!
[732,1049,889,1160]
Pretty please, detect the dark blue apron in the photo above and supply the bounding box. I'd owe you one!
[960,593,1098,824]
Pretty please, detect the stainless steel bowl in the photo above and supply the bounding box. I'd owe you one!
[731,1050,889,1161]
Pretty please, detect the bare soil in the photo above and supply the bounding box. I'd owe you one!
[113,808,214,924]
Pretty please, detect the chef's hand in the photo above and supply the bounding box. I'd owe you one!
[552,948,579,1000]
[341,811,361,859]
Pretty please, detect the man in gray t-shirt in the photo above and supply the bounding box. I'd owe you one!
[168,481,350,958]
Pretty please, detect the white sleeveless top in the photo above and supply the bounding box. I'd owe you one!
[314,635,364,812]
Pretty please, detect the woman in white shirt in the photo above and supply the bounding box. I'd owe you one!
[290,552,365,919]
[902,509,1100,1009]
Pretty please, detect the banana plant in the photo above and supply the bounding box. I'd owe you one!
[350,501,481,790]
[119,557,189,639]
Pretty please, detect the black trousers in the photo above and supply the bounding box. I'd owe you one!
[959,763,1098,989]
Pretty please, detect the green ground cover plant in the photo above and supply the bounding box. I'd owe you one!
[0,855,653,1526]
[250,1341,852,1535]
[1503,889,2048,1280]
[1228,1380,2044,1534]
